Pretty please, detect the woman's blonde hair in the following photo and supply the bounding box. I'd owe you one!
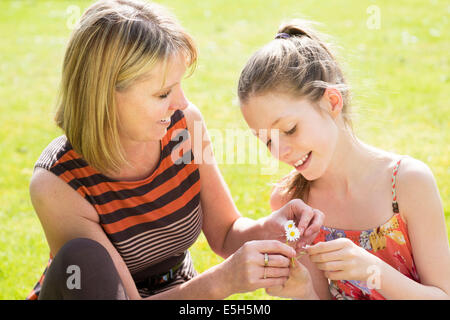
[55,0,197,174]
[238,19,352,201]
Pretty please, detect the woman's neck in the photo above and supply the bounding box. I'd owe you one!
[105,138,161,181]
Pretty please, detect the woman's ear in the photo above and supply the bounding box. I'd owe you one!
[323,88,343,119]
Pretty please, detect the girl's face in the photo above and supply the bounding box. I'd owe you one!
[115,54,189,143]
[240,91,342,181]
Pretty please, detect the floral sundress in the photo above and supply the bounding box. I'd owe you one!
[312,159,421,300]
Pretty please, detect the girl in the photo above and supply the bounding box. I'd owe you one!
[27,2,324,300]
[237,20,450,299]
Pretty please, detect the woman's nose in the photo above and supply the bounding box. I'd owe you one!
[169,87,189,111]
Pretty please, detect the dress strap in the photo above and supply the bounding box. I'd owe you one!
[391,158,402,213]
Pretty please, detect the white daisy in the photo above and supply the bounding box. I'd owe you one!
[284,220,296,232]
[286,227,300,242]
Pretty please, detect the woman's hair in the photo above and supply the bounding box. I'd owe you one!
[55,0,197,174]
[238,19,352,201]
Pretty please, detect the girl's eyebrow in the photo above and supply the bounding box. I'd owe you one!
[271,117,282,127]
[254,117,284,137]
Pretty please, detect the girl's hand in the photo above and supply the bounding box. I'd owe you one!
[266,258,318,299]
[307,238,383,282]
[264,199,324,250]
[220,240,296,295]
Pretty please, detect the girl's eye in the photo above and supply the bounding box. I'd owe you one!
[284,125,297,135]
[158,90,171,99]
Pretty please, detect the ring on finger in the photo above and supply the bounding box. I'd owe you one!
[264,253,269,267]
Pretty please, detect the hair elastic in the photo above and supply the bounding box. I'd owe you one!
[275,32,290,39]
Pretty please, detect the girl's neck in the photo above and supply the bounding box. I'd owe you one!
[311,129,387,197]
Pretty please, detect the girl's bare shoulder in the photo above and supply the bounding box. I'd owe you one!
[395,156,440,224]
[269,170,297,211]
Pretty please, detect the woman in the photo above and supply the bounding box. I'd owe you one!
[26,0,323,300]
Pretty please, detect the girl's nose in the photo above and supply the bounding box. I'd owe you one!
[271,139,292,162]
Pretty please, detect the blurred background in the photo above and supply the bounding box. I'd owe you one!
[0,0,448,299]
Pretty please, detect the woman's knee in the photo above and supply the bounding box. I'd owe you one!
[56,238,109,263]
[40,237,127,300]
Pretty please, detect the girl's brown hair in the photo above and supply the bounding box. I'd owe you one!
[55,0,197,174]
[238,19,352,201]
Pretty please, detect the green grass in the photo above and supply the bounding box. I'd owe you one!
[0,0,448,299]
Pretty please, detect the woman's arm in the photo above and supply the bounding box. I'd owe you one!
[183,104,323,258]
[269,182,331,300]
[30,168,295,300]
[30,168,143,300]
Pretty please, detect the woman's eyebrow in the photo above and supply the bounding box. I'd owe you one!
[153,82,179,95]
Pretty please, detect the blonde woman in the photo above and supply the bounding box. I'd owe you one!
[26,0,323,300]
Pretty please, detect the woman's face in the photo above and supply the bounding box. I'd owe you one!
[115,54,189,143]
[240,91,341,181]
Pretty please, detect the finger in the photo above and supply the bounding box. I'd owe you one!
[306,238,350,255]
[302,209,324,239]
[315,261,346,272]
[262,266,290,279]
[262,254,291,268]
[282,199,309,233]
[251,240,296,258]
[290,258,310,278]
[262,277,289,289]
[309,249,348,263]
[323,270,347,281]
[295,207,314,237]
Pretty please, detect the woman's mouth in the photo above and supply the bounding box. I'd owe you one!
[158,116,171,126]
[293,151,312,171]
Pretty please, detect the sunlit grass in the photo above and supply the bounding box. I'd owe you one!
[0,0,448,299]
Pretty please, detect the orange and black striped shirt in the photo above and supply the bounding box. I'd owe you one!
[27,109,202,299]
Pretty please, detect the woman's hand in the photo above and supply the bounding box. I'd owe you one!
[219,240,296,296]
[307,238,383,283]
[266,258,319,299]
[263,199,324,251]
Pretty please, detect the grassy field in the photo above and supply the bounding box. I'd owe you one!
[0,0,448,300]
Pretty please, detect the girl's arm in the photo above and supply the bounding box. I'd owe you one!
[376,158,450,299]
[183,104,323,258]
[307,158,450,299]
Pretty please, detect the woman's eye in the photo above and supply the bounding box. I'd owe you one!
[284,125,297,135]
[158,90,171,99]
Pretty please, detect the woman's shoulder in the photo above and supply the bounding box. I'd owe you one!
[34,135,71,170]
[181,102,204,129]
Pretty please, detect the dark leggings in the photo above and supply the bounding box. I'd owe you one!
[39,238,129,300]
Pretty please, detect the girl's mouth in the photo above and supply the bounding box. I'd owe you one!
[294,151,312,171]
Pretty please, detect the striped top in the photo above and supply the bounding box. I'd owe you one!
[27,109,203,299]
